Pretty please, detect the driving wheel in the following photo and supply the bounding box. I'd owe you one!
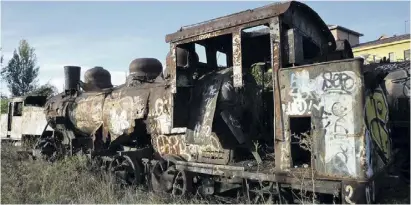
[109,155,142,186]
[150,159,191,196]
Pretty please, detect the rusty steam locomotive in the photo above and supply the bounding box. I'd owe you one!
[30,1,409,204]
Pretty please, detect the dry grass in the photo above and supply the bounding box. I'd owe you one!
[0,144,217,204]
[1,142,409,204]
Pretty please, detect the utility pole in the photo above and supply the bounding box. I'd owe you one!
[406,20,409,34]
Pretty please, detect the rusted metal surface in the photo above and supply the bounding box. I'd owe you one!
[165,1,335,51]
[232,31,243,87]
[102,88,150,140]
[281,7,334,55]
[154,68,238,165]
[270,17,290,171]
[283,28,304,65]
[146,84,173,135]
[175,160,341,195]
[167,43,177,93]
[173,19,271,46]
[278,58,366,178]
[69,93,105,135]
[83,66,113,91]
[45,62,170,145]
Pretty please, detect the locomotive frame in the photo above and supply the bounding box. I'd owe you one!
[17,1,409,204]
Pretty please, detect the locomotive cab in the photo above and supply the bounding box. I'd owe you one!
[161,0,338,168]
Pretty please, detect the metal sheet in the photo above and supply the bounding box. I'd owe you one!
[10,116,22,140]
[278,58,366,178]
[0,114,8,139]
[21,106,52,135]
[186,69,224,145]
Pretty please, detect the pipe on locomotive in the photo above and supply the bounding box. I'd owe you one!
[64,66,81,94]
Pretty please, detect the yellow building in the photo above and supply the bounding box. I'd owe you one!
[352,34,410,64]
[327,25,410,64]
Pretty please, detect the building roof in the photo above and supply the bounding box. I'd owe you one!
[327,24,364,37]
[352,33,410,49]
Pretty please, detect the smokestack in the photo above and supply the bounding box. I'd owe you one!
[64,66,81,92]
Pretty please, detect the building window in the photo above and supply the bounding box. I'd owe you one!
[388,52,395,62]
[404,49,410,61]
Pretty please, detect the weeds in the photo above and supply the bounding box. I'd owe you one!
[0,144,211,204]
[1,139,409,204]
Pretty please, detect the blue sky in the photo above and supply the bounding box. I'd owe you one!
[1,1,410,95]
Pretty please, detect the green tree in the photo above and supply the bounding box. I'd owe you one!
[1,40,40,97]
[30,83,58,98]
[0,98,8,114]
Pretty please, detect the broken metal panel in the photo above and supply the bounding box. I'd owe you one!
[186,71,223,145]
[21,106,52,135]
[183,68,231,164]
[232,31,243,87]
[278,58,366,178]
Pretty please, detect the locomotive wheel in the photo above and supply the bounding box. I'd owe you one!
[33,137,63,162]
[86,155,105,172]
[245,180,291,204]
[150,159,190,196]
[109,155,142,186]
[245,181,274,204]
[171,168,188,196]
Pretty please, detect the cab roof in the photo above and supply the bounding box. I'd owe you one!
[165,0,336,51]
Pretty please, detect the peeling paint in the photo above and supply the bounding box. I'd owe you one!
[232,32,242,87]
